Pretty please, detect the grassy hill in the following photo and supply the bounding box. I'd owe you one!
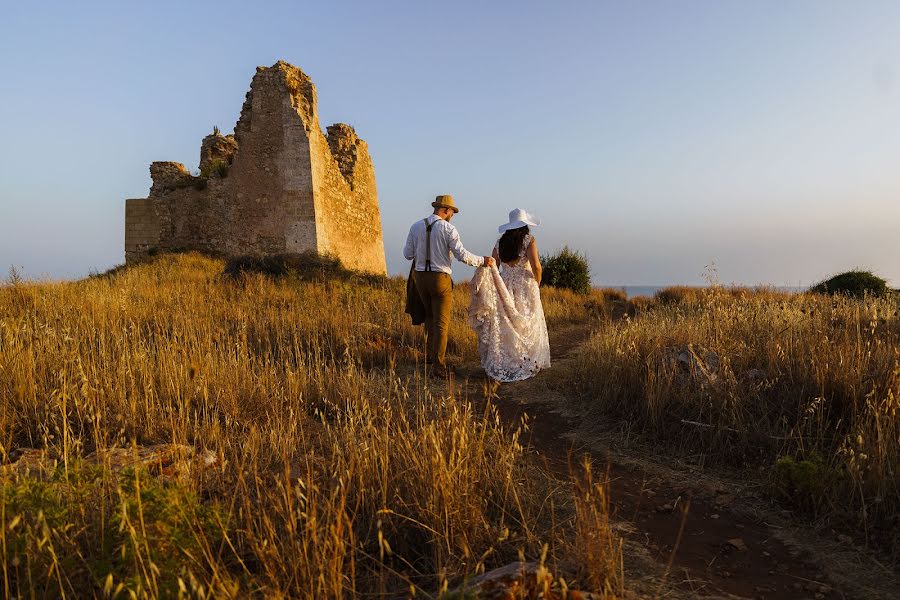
[0,254,620,598]
[1,253,898,596]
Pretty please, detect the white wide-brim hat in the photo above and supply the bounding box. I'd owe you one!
[498,208,541,233]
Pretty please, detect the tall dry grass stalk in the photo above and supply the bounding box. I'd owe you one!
[570,459,623,595]
[567,285,900,555]
[0,253,620,598]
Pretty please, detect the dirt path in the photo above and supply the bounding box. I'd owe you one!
[444,323,898,600]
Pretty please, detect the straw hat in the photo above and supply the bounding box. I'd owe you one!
[498,208,540,233]
[432,194,459,213]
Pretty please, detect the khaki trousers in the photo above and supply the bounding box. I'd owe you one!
[413,271,453,369]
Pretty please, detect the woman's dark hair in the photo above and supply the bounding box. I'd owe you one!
[498,226,530,264]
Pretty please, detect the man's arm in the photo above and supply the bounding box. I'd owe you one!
[446,224,487,267]
[403,224,417,261]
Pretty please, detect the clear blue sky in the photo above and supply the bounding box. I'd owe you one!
[1,0,898,286]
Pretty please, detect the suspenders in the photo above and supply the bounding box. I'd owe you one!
[423,218,434,272]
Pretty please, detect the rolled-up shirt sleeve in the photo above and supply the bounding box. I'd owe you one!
[403,225,416,261]
[448,225,484,267]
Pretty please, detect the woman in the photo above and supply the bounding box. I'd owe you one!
[468,209,551,382]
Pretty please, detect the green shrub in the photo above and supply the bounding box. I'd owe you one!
[810,270,890,298]
[540,247,591,295]
[0,463,225,598]
[771,453,840,513]
[199,159,229,179]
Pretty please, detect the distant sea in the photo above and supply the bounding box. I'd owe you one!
[612,285,805,299]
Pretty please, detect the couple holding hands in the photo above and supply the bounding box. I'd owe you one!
[404,195,551,382]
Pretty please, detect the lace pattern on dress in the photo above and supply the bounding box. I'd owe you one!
[469,234,551,382]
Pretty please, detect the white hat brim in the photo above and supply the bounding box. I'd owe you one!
[498,217,540,234]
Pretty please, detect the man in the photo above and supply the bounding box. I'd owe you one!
[404,195,494,378]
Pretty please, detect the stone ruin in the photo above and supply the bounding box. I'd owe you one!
[124,60,387,274]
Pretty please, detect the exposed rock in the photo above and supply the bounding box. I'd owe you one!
[656,344,721,386]
[744,368,767,381]
[199,131,238,174]
[149,161,193,195]
[451,562,607,600]
[2,444,217,481]
[2,448,51,475]
[90,444,217,480]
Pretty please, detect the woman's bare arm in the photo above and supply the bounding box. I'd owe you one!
[527,238,542,284]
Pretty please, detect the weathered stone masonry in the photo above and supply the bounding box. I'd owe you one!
[124,61,387,274]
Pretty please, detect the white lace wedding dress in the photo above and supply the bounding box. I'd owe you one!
[468,234,551,382]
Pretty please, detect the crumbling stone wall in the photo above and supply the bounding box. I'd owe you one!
[124,61,387,274]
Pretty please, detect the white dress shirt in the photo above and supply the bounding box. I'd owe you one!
[403,214,484,274]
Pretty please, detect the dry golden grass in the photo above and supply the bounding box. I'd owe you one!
[566,285,900,557]
[0,254,622,598]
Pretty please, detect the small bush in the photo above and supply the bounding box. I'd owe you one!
[199,159,229,179]
[596,287,627,303]
[810,270,891,298]
[771,453,840,513]
[541,247,591,295]
[654,286,702,305]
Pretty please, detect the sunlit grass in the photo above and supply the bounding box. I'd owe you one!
[566,284,900,556]
[0,253,622,598]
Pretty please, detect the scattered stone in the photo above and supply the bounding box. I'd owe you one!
[656,344,721,387]
[449,562,605,600]
[714,493,736,507]
[656,502,675,513]
[725,538,748,551]
[745,368,768,382]
[1,448,54,476]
